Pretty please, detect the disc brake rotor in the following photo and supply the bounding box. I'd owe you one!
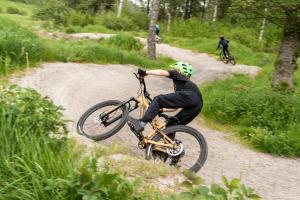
[167,140,184,156]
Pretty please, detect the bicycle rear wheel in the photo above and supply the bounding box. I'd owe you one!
[145,125,207,172]
[77,100,129,141]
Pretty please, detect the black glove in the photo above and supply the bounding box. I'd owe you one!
[138,68,147,77]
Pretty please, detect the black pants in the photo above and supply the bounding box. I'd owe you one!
[141,91,203,125]
[223,45,230,57]
[156,29,160,35]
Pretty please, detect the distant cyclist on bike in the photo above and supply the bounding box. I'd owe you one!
[155,24,160,36]
[217,35,230,58]
[128,61,203,134]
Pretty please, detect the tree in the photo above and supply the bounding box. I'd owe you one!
[233,0,300,90]
[117,0,124,18]
[147,0,160,59]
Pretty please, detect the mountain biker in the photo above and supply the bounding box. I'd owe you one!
[155,24,160,36]
[127,61,203,134]
[217,35,230,58]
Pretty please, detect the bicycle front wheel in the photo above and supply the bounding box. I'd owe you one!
[77,100,129,141]
[229,56,236,65]
[220,51,228,64]
[145,125,207,173]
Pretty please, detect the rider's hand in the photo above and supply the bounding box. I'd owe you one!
[138,68,147,77]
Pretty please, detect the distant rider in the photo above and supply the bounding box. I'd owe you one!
[217,35,230,58]
[155,24,160,36]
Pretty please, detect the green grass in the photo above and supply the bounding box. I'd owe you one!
[0,85,163,199]
[0,0,43,30]
[0,17,174,78]
[201,72,300,156]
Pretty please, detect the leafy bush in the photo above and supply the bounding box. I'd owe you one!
[66,10,95,27]
[0,85,155,199]
[34,0,69,25]
[105,33,143,51]
[202,76,300,156]
[6,6,27,15]
[46,40,173,69]
[68,157,149,200]
[0,85,73,199]
[166,170,260,200]
[103,15,136,31]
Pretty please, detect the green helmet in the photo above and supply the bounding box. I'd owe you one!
[170,61,193,78]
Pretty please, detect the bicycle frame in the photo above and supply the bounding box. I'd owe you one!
[100,73,176,151]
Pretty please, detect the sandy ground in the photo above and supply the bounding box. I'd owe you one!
[13,33,300,199]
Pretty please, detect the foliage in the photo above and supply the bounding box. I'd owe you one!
[67,157,149,200]
[0,85,156,199]
[231,0,300,30]
[66,10,95,27]
[163,18,281,53]
[202,75,300,156]
[166,170,260,200]
[104,33,143,51]
[0,17,45,75]
[103,14,137,31]
[6,6,27,15]
[44,39,173,69]
[34,0,69,25]
[0,85,72,199]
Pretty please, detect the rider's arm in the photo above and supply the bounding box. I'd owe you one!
[146,70,170,77]
[216,41,221,50]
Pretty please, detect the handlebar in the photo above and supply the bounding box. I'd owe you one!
[133,72,151,100]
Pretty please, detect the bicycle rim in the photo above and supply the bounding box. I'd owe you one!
[145,125,207,172]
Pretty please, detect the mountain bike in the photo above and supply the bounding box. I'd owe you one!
[220,49,236,65]
[77,72,207,172]
[155,35,161,43]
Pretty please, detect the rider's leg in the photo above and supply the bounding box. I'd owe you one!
[225,47,230,57]
[175,102,203,125]
[128,92,195,133]
[169,102,203,165]
[223,46,229,58]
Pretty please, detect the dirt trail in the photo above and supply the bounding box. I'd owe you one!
[15,62,300,200]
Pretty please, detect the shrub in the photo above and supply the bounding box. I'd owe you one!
[202,75,300,156]
[0,85,72,199]
[6,6,27,15]
[47,40,173,69]
[0,18,45,75]
[66,10,95,27]
[0,85,154,199]
[103,15,136,31]
[166,170,260,200]
[104,33,143,51]
[34,0,69,25]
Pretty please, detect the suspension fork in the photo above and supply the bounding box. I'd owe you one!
[101,97,138,126]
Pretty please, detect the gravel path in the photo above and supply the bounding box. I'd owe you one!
[14,63,300,200]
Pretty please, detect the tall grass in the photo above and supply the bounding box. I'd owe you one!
[0,85,155,199]
[202,75,300,156]
[0,17,45,75]
[0,85,74,199]
[44,38,173,69]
